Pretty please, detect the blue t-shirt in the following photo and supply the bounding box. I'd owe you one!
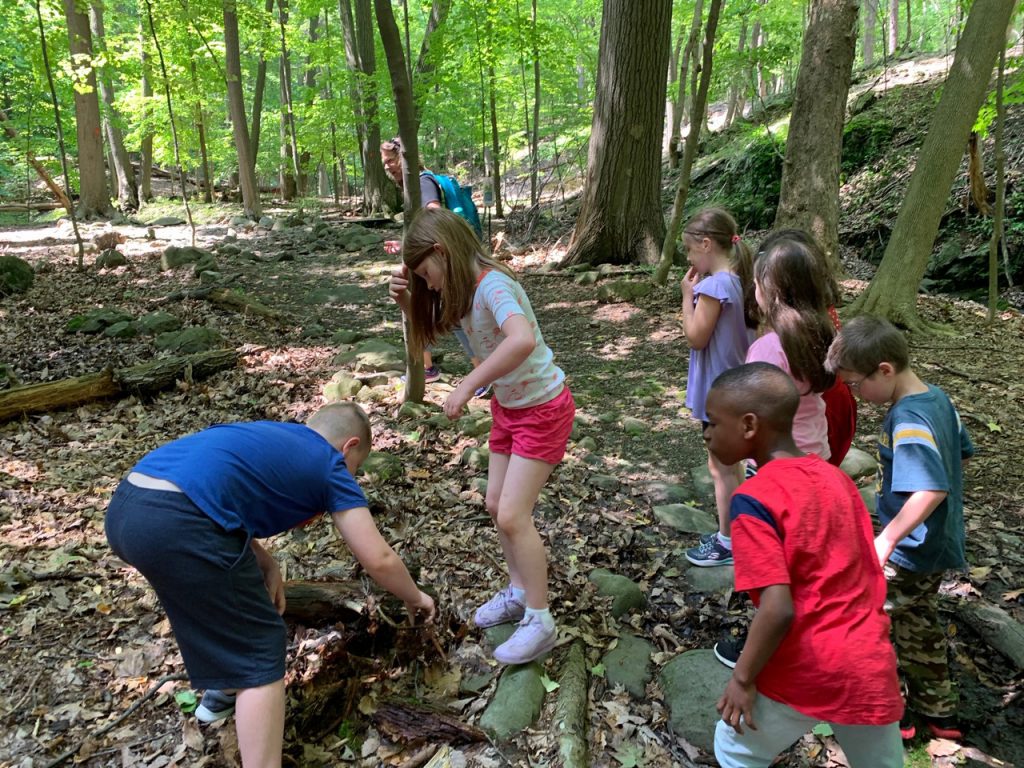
[132,422,368,538]
[876,385,974,572]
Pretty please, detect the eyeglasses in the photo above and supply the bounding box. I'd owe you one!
[845,368,878,390]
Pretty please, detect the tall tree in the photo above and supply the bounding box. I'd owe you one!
[848,0,1016,330]
[773,0,859,269]
[863,0,877,66]
[562,0,673,266]
[139,22,153,201]
[668,0,705,170]
[89,0,138,212]
[223,0,262,218]
[249,0,274,161]
[62,0,109,217]
[277,0,302,196]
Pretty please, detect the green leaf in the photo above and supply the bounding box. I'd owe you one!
[987,421,1002,433]
[590,662,606,677]
[539,673,560,693]
[613,742,645,767]
[175,690,199,713]
[812,722,834,737]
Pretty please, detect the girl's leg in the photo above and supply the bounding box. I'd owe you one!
[235,679,285,768]
[831,722,903,768]
[485,451,520,587]
[493,454,555,609]
[709,452,743,537]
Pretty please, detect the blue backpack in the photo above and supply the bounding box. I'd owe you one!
[422,171,483,239]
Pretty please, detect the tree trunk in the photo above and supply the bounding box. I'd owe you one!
[0,108,72,212]
[62,0,109,218]
[488,63,503,219]
[554,641,589,768]
[223,0,262,218]
[863,0,877,66]
[724,19,748,127]
[653,0,723,285]
[669,0,704,171]
[277,0,303,196]
[773,0,859,271]
[279,59,298,201]
[250,0,274,161]
[190,59,214,204]
[562,0,673,267]
[530,0,540,208]
[139,24,154,202]
[888,0,899,55]
[988,42,1006,321]
[848,0,1016,330]
[90,0,138,212]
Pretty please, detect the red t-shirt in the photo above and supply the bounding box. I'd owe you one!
[731,456,902,725]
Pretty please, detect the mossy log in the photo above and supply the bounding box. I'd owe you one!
[0,349,236,422]
[955,599,1024,671]
[554,640,589,768]
[282,579,370,625]
[372,699,487,746]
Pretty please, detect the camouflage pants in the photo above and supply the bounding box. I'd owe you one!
[884,564,955,718]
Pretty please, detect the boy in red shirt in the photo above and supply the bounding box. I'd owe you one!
[707,363,903,767]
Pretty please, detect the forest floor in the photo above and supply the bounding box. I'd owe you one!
[1,204,1023,768]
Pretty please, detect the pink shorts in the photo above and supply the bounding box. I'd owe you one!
[489,386,575,465]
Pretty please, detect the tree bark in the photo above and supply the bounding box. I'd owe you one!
[554,641,589,768]
[61,0,109,218]
[190,59,214,204]
[888,0,899,55]
[223,0,262,218]
[0,108,72,211]
[724,19,748,127]
[530,0,540,207]
[863,0,877,67]
[139,23,154,202]
[372,700,487,746]
[954,599,1024,671]
[988,42,1006,321]
[773,0,859,271]
[250,0,274,161]
[668,0,704,170]
[848,0,1016,330]
[488,63,503,219]
[277,0,303,196]
[562,0,673,267]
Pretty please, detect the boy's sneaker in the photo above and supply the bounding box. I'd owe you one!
[925,716,963,740]
[474,587,526,628]
[713,633,746,669]
[195,689,236,723]
[493,615,557,664]
[474,384,492,398]
[424,366,441,382]
[685,536,734,567]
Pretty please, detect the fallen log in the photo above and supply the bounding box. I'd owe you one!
[372,699,487,747]
[955,598,1024,671]
[283,579,368,626]
[158,282,284,321]
[0,202,66,213]
[553,640,589,768]
[0,349,236,422]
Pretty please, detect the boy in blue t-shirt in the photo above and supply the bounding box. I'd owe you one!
[827,315,974,741]
[105,402,435,767]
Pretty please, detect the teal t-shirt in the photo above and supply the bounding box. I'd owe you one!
[876,385,974,572]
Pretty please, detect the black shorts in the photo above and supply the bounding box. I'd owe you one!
[105,481,286,690]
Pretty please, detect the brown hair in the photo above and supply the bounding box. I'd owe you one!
[684,207,757,328]
[402,208,514,351]
[754,229,836,392]
[825,314,910,375]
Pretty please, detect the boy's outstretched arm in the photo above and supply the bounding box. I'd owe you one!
[875,489,947,567]
[331,506,436,623]
[717,584,794,735]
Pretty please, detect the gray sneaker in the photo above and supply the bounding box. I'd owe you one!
[195,689,236,723]
[685,536,734,567]
[474,586,526,628]
[493,615,557,665]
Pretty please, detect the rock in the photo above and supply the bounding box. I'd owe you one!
[602,634,655,698]
[258,216,275,229]
[588,568,645,618]
[576,436,597,452]
[622,417,646,436]
[153,326,226,354]
[479,663,547,741]
[95,249,127,269]
[597,411,618,425]
[355,385,388,403]
[397,401,430,420]
[103,320,138,339]
[589,474,619,492]
[333,339,404,372]
[683,564,735,595]
[469,476,488,495]
[0,255,33,297]
[193,254,219,276]
[271,219,288,231]
[574,271,599,286]
[305,284,374,306]
[660,650,733,753]
[840,446,877,480]
[653,504,715,534]
[357,371,397,387]
[66,308,133,334]
[275,251,295,262]
[198,270,221,285]
[228,215,252,229]
[643,481,691,505]
[597,263,615,277]
[148,215,186,226]
[300,323,326,339]
[690,463,715,499]
[161,245,213,271]
[597,279,654,304]
[137,311,182,335]
[458,413,492,438]
[323,372,363,401]
[217,243,240,256]
[859,484,876,514]
[331,329,365,345]
[361,452,402,482]
[462,446,490,470]
[483,624,517,647]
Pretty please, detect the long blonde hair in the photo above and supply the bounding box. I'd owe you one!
[402,208,514,351]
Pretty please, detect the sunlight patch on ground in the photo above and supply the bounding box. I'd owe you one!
[1,458,41,483]
[595,336,640,361]
[241,345,336,374]
[592,303,642,323]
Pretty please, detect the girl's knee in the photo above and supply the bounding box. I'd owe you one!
[484,496,500,520]
[495,507,534,539]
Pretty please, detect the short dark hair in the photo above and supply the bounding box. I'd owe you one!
[710,362,799,431]
[825,314,909,375]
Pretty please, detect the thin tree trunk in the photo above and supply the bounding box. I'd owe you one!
[279,59,297,200]
[139,23,153,202]
[0,108,72,211]
[724,19,748,126]
[223,0,262,218]
[530,0,540,208]
[863,0,877,66]
[654,0,723,285]
[277,0,303,195]
[888,0,899,55]
[988,42,1007,321]
[190,59,213,204]
[669,0,704,170]
[322,7,341,205]
[250,0,274,161]
[904,0,911,49]
[488,63,503,219]
[90,0,138,212]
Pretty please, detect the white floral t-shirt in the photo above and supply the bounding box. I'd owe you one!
[462,270,564,408]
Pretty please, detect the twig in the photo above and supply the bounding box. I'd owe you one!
[41,672,187,768]
[2,669,43,719]
[398,743,439,768]
[929,361,1008,388]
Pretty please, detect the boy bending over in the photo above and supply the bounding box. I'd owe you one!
[105,402,435,768]
[708,363,903,768]
[827,315,973,740]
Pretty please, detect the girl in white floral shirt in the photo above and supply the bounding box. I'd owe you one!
[389,208,574,665]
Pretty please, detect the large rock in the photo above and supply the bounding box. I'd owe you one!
[304,284,374,306]
[458,412,492,438]
[654,504,715,534]
[660,650,733,753]
[103,320,138,339]
[95,249,127,269]
[643,481,691,505]
[622,417,646,436]
[66,308,133,334]
[840,446,877,481]
[154,326,226,354]
[478,662,546,741]
[690,463,715,499]
[137,311,182,335]
[597,279,654,304]
[161,245,214,271]
[683,564,735,596]
[148,215,186,226]
[323,372,363,401]
[0,255,33,297]
[333,339,404,372]
[602,634,655,698]
[361,452,402,483]
[859,484,876,515]
[589,568,645,618]
[462,446,490,470]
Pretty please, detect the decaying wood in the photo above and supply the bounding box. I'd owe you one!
[0,202,66,212]
[283,579,368,625]
[372,699,487,747]
[0,349,236,422]
[0,107,73,212]
[553,640,589,768]
[955,598,1024,671]
[159,281,284,321]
